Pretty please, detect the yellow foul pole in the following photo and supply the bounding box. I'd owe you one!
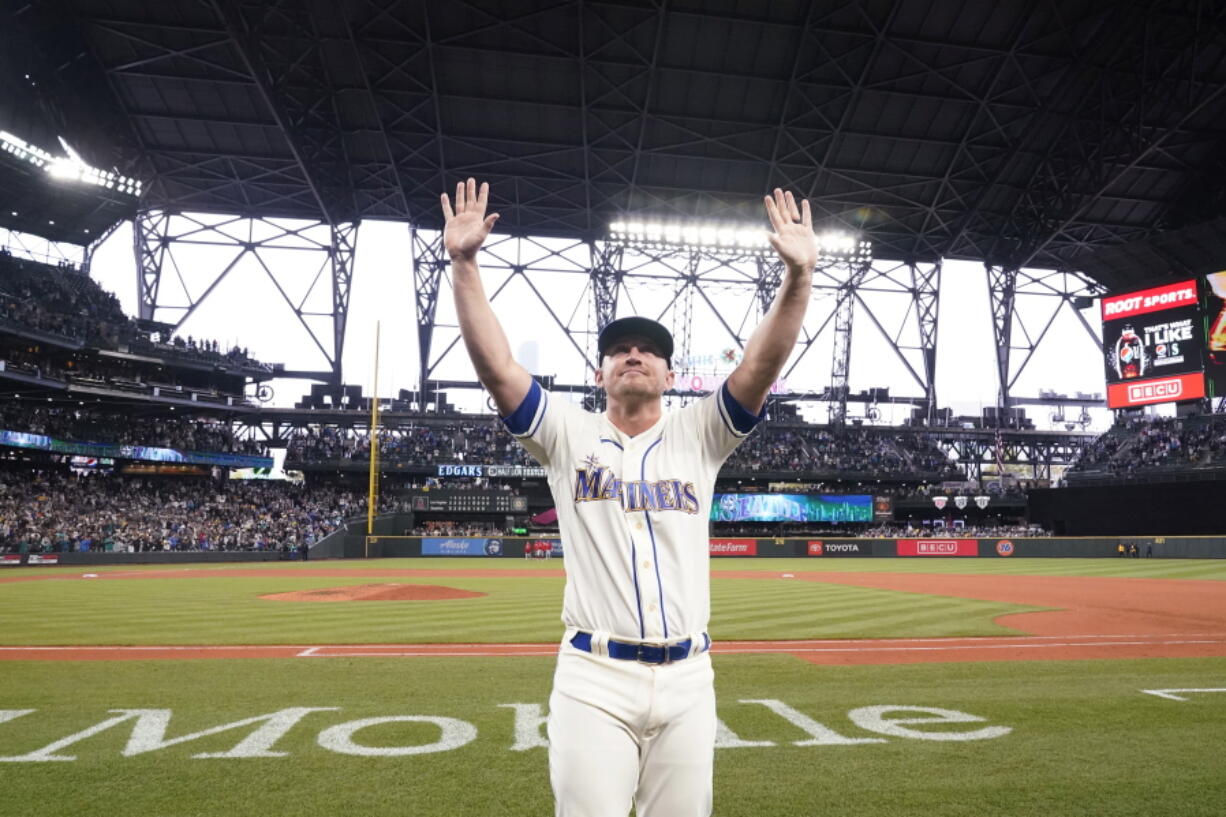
[366,321,381,555]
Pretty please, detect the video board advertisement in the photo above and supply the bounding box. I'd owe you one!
[710,493,871,523]
[1207,270,1226,395]
[1100,279,1206,408]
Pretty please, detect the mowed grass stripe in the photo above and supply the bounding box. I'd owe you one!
[0,576,563,645]
[709,579,1037,639]
[1,557,1220,646]
[1,569,1035,645]
[2,655,1224,817]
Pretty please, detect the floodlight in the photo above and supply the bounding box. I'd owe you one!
[815,229,872,263]
[48,157,81,181]
[607,217,773,254]
[0,127,141,198]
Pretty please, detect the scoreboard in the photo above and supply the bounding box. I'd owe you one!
[1207,270,1226,395]
[407,491,528,514]
[1101,280,1206,409]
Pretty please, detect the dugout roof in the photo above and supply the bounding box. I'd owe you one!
[6,0,1226,287]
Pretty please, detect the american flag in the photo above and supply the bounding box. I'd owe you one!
[994,428,1006,476]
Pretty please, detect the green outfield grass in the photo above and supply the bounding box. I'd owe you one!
[1,557,1224,646]
[2,557,1225,817]
[1,654,1223,817]
[0,571,1039,645]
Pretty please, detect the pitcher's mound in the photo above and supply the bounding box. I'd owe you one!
[262,584,486,602]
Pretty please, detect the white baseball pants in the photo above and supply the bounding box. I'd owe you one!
[547,642,716,817]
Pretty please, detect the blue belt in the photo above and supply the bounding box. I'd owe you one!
[569,631,705,664]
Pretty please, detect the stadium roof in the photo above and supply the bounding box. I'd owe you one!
[6,0,1226,285]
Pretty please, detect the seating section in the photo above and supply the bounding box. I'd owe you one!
[0,402,267,456]
[0,470,370,553]
[1068,414,1226,478]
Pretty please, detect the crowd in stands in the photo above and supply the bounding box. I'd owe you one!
[0,470,374,554]
[722,425,959,477]
[287,422,537,468]
[0,251,128,345]
[409,519,508,537]
[705,518,1047,538]
[0,252,270,371]
[287,419,964,479]
[861,522,1049,538]
[0,344,254,405]
[0,402,267,456]
[1068,414,1226,477]
[129,333,265,371]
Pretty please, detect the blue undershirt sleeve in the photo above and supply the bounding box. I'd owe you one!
[718,381,766,436]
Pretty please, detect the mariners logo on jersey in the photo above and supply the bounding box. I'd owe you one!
[572,453,699,514]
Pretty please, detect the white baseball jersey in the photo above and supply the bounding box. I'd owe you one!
[502,379,763,642]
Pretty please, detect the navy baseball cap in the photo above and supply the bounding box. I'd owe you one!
[598,317,674,368]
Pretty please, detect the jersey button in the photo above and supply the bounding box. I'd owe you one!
[635,522,644,530]
[642,561,651,570]
[648,603,658,613]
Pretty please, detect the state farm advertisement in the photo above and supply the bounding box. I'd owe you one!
[896,539,979,557]
[709,539,757,556]
[1101,280,1206,408]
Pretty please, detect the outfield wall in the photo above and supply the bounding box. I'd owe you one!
[2,551,291,566]
[6,534,1221,567]
[349,534,1226,559]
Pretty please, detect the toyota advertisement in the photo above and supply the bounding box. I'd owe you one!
[1101,280,1206,408]
[807,541,871,557]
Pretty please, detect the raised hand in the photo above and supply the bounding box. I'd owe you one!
[763,188,817,273]
[441,178,500,261]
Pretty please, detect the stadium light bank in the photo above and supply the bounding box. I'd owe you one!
[0,130,142,196]
[608,219,872,262]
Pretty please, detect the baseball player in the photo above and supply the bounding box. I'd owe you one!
[441,178,817,817]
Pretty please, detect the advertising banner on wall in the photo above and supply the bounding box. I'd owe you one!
[896,539,980,557]
[709,539,758,556]
[1101,280,1206,408]
[806,541,872,556]
[994,540,1016,557]
[421,538,505,556]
